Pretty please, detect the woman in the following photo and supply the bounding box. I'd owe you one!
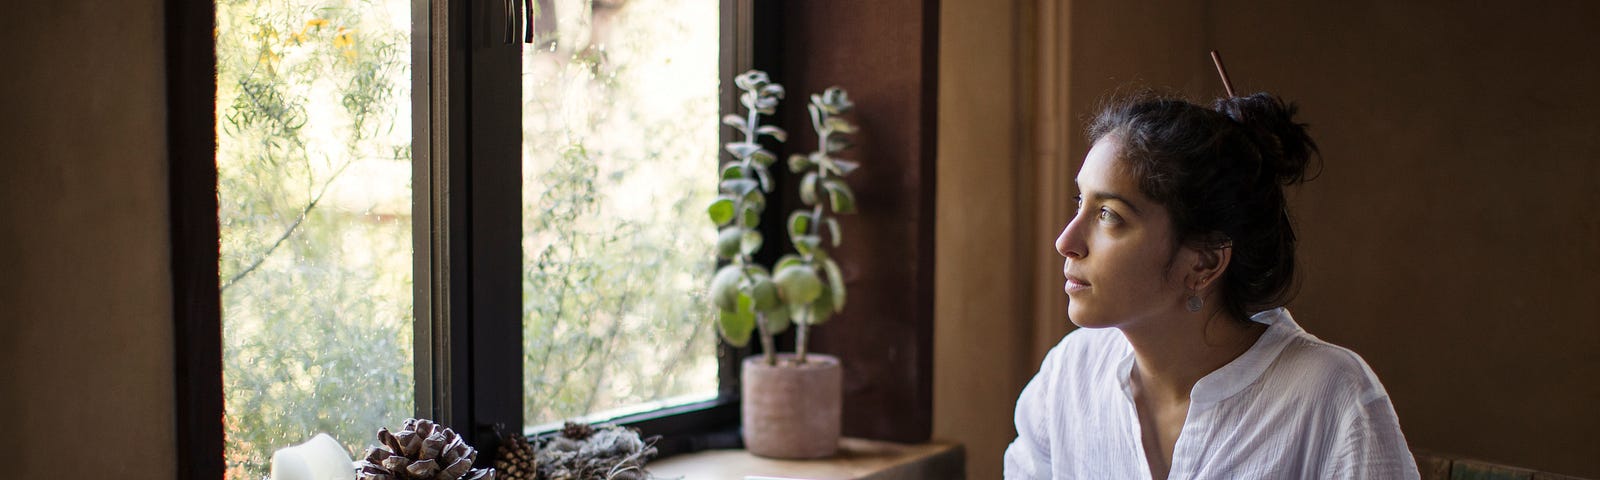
[1004,92,1420,479]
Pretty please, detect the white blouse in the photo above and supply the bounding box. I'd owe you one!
[1004,308,1420,479]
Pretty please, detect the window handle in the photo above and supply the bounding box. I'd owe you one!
[502,0,516,45]
[523,0,534,43]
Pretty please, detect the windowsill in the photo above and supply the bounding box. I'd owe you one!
[648,438,965,480]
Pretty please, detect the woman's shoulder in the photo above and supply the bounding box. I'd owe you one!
[1267,328,1393,406]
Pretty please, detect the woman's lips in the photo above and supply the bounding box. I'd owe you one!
[1064,274,1090,294]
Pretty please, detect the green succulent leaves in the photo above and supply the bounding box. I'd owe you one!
[708,70,791,348]
[774,264,825,306]
[708,75,860,355]
[711,263,793,347]
[718,293,755,347]
[716,227,742,259]
[812,87,854,115]
[780,86,858,328]
[756,125,787,142]
[707,197,735,226]
[735,70,785,115]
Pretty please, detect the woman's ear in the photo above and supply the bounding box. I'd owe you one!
[1188,242,1232,291]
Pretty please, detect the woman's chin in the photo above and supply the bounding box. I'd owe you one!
[1066,302,1114,329]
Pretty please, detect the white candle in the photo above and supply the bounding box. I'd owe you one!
[271,433,356,480]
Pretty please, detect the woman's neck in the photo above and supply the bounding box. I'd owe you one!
[1121,308,1267,403]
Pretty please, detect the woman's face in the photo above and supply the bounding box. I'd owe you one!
[1056,138,1193,329]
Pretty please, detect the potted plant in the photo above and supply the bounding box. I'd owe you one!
[706,71,859,459]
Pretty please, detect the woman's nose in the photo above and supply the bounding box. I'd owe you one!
[1056,217,1086,259]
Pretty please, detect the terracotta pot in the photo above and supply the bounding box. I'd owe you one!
[741,353,842,459]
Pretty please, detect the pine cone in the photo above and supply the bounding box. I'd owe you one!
[357,418,496,480]
[492,432,538,480]
[559,422,594,441]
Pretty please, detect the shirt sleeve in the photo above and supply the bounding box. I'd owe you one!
[1004,344,1062,479]
[1324,394,1421,480]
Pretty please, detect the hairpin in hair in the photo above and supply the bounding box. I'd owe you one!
[1209,50,1236,98]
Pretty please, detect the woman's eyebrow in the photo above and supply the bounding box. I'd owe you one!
[1085,191,1143,216]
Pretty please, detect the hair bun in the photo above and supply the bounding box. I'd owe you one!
[1214,93,1320,185]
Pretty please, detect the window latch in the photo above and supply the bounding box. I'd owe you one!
[523,0,534,43]
[502,0,518,45]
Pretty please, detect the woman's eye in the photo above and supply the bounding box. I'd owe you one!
[1098,208,1122,224]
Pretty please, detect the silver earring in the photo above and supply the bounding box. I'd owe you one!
[1186,293,1203,312]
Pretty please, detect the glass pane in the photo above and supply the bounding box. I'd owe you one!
[521,0,719,428]
[215,0,414,477]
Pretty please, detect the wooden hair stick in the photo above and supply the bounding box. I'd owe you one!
[1210,50,1236,98]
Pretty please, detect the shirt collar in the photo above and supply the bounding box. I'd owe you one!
[1114,307,1303,407]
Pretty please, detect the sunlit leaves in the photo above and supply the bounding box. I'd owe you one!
[717,294,756,347]
[217,1,416,478]
[774,264,824,306]
[756,125,787,142]
[741,230,763,256]
[720,178,759,196]
[792,235,822,257]
[823,258,846,312]
[788,153,812,172]
[740,203,761,229]
[766,86,862,343]
[707,197,735,226]
[710,69,795,354]
[822,179,857,214]
[825,217,841,247]
[723,114,747,134]
[788,211,812,240]
[725,142,761,159]
[717,227,742,259]
[800,171,819,206]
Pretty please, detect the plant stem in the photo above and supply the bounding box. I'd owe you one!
[793,123,832,360]
[747,108,759,143]
[742,99,780,365]
[795,321,809,364]
[755,312,776,366]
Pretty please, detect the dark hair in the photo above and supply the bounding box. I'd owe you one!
[1087,92,1319,319]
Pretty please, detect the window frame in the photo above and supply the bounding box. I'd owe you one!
[168,0,224,477]
[171,0,764,476]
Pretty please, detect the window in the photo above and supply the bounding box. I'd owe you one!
[213,1,416,477]
[175,1,938,478]
[518,0,720,430]
[200,0,741,477]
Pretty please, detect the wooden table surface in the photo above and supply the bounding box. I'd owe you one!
[647,437,965,480]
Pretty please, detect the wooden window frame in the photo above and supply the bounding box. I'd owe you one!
[170,0,939,477]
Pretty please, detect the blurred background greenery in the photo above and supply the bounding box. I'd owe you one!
[216,0,716,478]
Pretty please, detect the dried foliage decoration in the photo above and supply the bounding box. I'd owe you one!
[533,422,660,480]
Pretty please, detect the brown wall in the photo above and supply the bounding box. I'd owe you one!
[933,0,1029,478]
[937,0,1600,478]
[0,0,177,477]
[778,0,941,443]
[1212,2,1600,477]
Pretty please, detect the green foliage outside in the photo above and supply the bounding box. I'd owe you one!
[216,0,413,478]
[519,0,719,427]
[217,0,718,478]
